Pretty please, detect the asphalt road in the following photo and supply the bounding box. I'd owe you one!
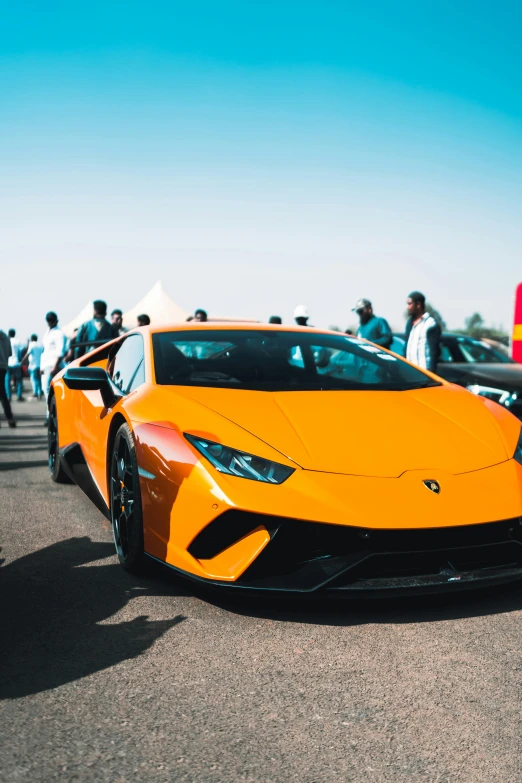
[2,398,522,782]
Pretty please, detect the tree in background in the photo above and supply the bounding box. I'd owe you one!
[456,312,509,346]
[464,312,485,337]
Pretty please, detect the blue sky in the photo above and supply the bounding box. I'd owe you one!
[2,1,522,334]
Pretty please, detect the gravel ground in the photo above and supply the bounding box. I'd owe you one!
[1,396,522,782]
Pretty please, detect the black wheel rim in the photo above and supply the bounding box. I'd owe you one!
[48,402,58,472]
[110,437,135,561]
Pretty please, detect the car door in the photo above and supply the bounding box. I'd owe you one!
[79,334,146,501]
[432,339,470,385]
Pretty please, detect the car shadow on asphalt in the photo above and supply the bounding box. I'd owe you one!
[143,559,522,628]
[201,582,522,627]
[0,435,48,468]
[0,537,187,700]
[0,436,47,445]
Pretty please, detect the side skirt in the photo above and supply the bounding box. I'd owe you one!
[60,443,110,520]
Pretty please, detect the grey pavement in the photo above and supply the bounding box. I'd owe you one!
[1,396,522,782]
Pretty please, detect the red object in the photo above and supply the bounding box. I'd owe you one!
[512,284,522,362]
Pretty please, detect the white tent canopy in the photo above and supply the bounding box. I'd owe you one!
[61,301,94,338]
[123,281,188,328]
[61,281,188,338]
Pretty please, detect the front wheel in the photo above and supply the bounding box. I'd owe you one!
[110,423,145,573]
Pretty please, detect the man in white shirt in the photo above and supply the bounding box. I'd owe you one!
[405,291,441,373]
[6,328,25,401]
[41,312,67,419]
[21,334,44,399]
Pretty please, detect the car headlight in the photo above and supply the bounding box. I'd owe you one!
[513,429,522,465]
[466,384,518,407]
[184,434,295,484]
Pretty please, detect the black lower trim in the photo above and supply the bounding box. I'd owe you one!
[60,443,110,520]
[182,511,522,595]
[145,551,522,597]
[240,515,522,592]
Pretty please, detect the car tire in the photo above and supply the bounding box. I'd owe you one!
[48,396,72,484]
[110,423,146,573]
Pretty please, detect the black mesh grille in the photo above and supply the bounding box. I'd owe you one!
[188,510,522,592]
[235,514,522,591]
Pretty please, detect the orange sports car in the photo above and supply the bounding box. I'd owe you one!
[48,324,522,595]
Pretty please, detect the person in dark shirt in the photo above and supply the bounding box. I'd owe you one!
[74,300,113,358]
[111,309,128,338]
[137,314,151,327]
[0,330,15,427]
[353,298,392,348]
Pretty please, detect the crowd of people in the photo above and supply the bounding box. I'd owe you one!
[0,301,152,428]
[267,290,441,374]
[0,289,439,428]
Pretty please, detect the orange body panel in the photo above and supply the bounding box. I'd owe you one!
[198,527,271,580]
[51,323,522,584]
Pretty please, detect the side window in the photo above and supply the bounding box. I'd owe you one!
[110,335,145,394]
[311,345,332,369]
[288,345,305,368]
[439,344,454,363]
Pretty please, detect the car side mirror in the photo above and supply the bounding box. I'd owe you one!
[63,367,124,409]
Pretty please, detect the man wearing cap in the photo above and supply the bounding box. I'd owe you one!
[353,299,392,349]
[293,305,311,327]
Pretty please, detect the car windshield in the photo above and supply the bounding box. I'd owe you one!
[153,330,440,391]
[456,337,512,364]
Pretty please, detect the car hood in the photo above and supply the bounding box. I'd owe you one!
[173,384,514,477]
[446,363,522,391]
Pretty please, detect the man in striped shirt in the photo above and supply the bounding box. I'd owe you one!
[405,291,441,373]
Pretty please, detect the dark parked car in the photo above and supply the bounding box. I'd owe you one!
[391,333,522,419]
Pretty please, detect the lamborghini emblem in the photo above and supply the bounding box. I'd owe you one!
[423,480,440,494]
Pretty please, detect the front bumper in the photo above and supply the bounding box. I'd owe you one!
[134,423,522,590]
[185,512,522,595]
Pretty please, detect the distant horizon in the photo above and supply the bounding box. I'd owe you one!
[2,2,521,338]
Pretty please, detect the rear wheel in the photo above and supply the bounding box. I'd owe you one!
[110,423,145,573]
[48,396,71,483]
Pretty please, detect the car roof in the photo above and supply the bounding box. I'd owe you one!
[141,322,347,337]
[80,323,356,367]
